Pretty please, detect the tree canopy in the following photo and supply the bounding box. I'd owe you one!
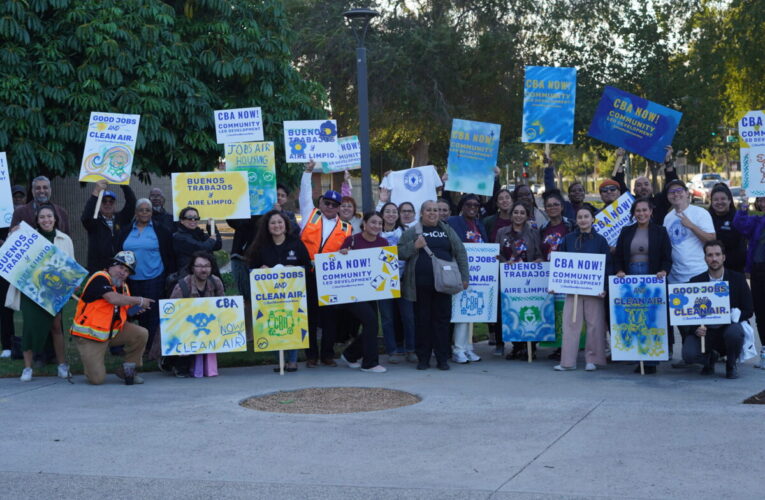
[0,0,325,183]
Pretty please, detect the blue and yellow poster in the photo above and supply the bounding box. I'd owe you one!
[0,222,87,315]
[159,296,247,355]
[668,282,730,326]
[588,86,682,163]
[250,267,309,352]
[608,275,668,361]
[225,141,277,215]
[522,66,576,144]
[501,262,555,342]
[444,119,501,196]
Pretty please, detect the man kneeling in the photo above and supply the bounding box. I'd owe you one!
[682,240,753,379]
[71,251,155,385]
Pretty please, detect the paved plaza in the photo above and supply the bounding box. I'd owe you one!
[1,341,763,499]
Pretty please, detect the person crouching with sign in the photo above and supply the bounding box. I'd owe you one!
[71,251,154,385]
[682,240,753,379]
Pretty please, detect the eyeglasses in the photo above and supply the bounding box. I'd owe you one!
[600,186,619,193]
[183,216,200,221]
[322,200,339,208]
[668,188,685,194]
[136,208,152,213]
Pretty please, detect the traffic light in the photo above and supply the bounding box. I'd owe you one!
[523,161,530,167]
[711,131,717,136]
[522,171,529,179]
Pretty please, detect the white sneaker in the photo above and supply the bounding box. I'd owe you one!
[20,367,32,382]
[361,365,387,373]
[0,349,10,358]
[57,363,70,378]
[553,364,575,371]
[465,350,481,362]
[585,363,597,371]
[452,351,469,364]
[340,354,361,369]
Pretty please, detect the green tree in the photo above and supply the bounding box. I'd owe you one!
[0,0,325,184]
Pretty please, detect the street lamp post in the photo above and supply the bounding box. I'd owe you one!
[343,7,379,213]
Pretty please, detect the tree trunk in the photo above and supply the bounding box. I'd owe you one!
[409,138,430,167]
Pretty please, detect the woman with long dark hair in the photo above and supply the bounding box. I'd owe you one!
[708,183,746,273]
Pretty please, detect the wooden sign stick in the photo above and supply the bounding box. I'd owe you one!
[527,341,533,363]
[93,189,104,219]
[279,350,285,376]
[571,294,578,322]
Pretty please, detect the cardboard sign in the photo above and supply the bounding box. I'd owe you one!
[79,112,140,184]
[451,243,499,322]
[214,107,264,144]
[668,281,731,326]
[224,141,276,215]
[549,251,607,296]
[0,222,87,315]
[588,86,682,163]
[314,246,401,305]
[283,120,339,163]
[501,262,556,342]
[739,111,765,195]
[159,295,247,355]
[593,192,635,246]
[250,267,309,352]
[609,275,669,361]
[171,171,251,220]
[445,119,501,196]
[0,152,13,228]
[320,136,361,173]
[522,66,576,144]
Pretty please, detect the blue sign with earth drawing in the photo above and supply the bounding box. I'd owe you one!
[588,86,682,163]
[522,66,576,144]
[444,119,501,196]
[501,262,555,342]
[0,222,87,315]
[608,275,669,361]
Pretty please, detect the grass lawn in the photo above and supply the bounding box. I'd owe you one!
[0,273,490,378]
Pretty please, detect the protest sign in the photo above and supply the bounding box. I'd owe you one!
[214,107,264,144]
[739,111,765,195]
[0,152,13,228]
[588,86,682,163]
[522,66,576,144]
[0,222,87,315]
[548,251,606,296]
[609,275,669,361]
[225,141,276,215]
[451,243,499,323]
[171,171,251,220]
[78,112,140,185]
[593,192,635,246]
[501,262,555,342]
[283,120,339,163]
[668,281,731,326]
[250,267,309,352]
[444,119,501,196]
[321,136,361,173]
[315,246,401,306]
[741,146,765,196]
[159,295,247,355]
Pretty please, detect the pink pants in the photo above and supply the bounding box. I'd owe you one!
[560,294,607,368]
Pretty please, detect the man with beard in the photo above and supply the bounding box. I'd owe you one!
[11,176,70,234]
[614,146,678,223]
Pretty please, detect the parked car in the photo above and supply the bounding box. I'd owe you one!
[688,173,729,204]
[729,186,748,208]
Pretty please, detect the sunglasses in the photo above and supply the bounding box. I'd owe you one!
[600,186,619,193]
[183,216,200,221]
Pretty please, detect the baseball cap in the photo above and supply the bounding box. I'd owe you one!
[321,190,342,205]
[11,185,25,195]
[103,190,117,200]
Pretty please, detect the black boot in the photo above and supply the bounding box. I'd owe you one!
[725,358,739,379]
[700,351,718,375]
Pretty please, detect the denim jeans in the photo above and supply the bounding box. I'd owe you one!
[273,349,298,363]
[379,299,415,354]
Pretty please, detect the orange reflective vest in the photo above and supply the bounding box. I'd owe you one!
[301,208,352,260]
[71,271,131,342]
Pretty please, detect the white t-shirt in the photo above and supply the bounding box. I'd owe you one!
[380,165,442,219]
[663,204,715,283]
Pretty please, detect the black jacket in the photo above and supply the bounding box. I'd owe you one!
[116,220,177,275]
[248,235,311,270]
[81,185,136,273]
[688,269,753,330]
[172,224,222,275]
[152,207,177,235]
[613,223,673,276]
[614,167,677,224]
[710,211,747,273]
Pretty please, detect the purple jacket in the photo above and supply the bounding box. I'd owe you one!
[732,209,765,273]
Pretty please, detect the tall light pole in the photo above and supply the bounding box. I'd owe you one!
[343,7,378,213]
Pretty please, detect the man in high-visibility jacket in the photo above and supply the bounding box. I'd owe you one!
[299,160,352,367]
[71,251,155,385]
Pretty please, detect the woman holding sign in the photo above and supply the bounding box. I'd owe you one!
[496,201,543,360]
[246,210,311,372]
[337,212,389,373]
[9,205,75,382]
[553,204,612,372]
[614,198,673,374]
[399,201,469,371]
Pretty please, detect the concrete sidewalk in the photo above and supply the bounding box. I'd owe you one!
[1,342,763,499]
